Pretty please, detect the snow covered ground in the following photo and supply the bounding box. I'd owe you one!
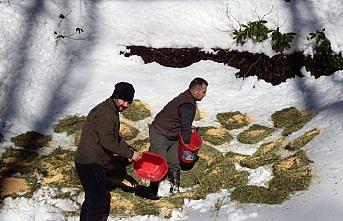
[0,0,342,220]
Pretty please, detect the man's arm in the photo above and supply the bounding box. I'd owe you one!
[98,116,134,159]
[179,103,196,144]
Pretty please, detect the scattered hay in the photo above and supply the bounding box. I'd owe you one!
[0,178,31,198]
[237,124,275,144]
[1,147,38,164]
[131,138,150,151]
[113,189,160,216]
[239,139,284,169]
[198,126,233,145]
[195,156,248,198]
[109,192,135,216]
[120,122,139,141]
[270,150,312,193]
[181,157,208,188]
[73,130,82,147]
[232,150,312,204]
[216,111,251,130]
[11,131,51,149]
[194,106,202,121]
[271,107,317,136]
[273,150,312,176]
[231,185,288,204]
[21,148,80,191]
[122,99,151,121]
[240,154,281,169]
[285,128,320,151]
[254,139,284,156]
[225,152,249,164]
[0,148,39,177]
[197,144,222,164]
[53,114,86,135]
[181,144,222,187]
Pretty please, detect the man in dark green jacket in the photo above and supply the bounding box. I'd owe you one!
[75,82,142,221]
[142,77,208,199]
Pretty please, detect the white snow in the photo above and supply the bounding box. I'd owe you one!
[0,0,342,220]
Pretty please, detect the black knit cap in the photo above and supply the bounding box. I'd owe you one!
[111,82,135,103]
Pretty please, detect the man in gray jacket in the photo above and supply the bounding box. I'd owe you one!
[140,77,207,200]
[75,82,142,221]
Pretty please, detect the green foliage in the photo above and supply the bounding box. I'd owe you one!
[53,114,86,135]
[309,28,343,75]
[271,27,296,53]
[233,20,272,44]
[11,131,51,149]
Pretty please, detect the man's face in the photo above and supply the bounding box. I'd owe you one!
[193,84,207,101]
[114,99,130,112]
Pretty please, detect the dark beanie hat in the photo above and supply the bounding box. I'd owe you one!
[111,82,135,103]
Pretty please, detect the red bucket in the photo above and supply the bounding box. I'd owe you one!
[178,131,203,164]
[133,151,168,181]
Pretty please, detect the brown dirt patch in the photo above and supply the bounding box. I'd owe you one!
[121,46,336,85]
[0,178,31,196]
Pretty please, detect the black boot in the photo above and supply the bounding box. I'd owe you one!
[134,181,160,200]
[168,170,180,194]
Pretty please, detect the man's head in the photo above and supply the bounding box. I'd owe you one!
[189,77,208,101]
[111,82,135,112]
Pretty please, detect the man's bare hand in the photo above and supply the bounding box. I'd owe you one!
[131,151,143,161]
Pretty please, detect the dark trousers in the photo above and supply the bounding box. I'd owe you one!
[149,124,180,171]
[75,163,111,221]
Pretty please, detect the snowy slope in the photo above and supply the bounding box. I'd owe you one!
[0,0,342,220]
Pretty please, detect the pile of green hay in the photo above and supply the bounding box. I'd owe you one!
[225,152,249,164]
[0,147,39,178]
[195,157,249,199]
[120,122,140,141]
[131,138,150,151]
[181,144,222,187]
[122,99,151,121]
[232,150,312,204]
[11,131,51,149]
[240,139,284,169]
[271,107,317,136]
[0,148,80,198]
[198,126,233,145]
[216,111,251,130]
[194,106,202,121]
[22,148,80,191]
[53,114,86,135]
[270,150,312,192]
[237,124,275,144]
[285,128,320,151]
[73,130,82,147]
